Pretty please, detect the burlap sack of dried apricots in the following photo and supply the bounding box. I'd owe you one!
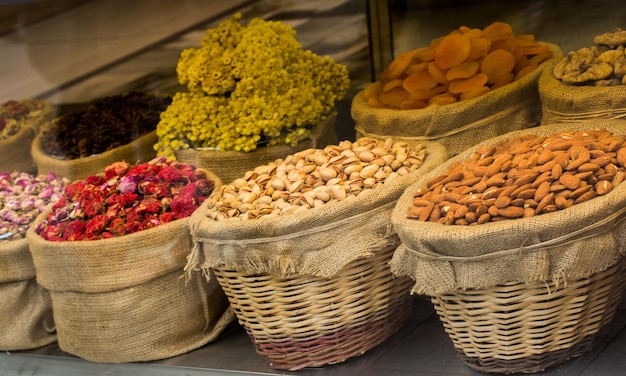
[352,43,562,157]
[390,120,626,296]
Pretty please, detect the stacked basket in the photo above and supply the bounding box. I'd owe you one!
[186,137,448,370]
[391,120,626,373]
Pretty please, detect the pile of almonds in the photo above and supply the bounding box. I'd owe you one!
[407,129,626,224]
[206,137,428,221]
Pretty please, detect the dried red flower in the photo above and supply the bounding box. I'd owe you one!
[36,157,214,241]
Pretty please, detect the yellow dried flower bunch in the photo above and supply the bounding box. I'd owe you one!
[155,13,350,158]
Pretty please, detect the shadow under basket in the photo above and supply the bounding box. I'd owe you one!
[430,258,626,374]
[212,246,412,371]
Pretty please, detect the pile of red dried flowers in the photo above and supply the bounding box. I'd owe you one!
[35,157,215,241]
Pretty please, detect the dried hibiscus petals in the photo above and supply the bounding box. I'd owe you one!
[35,157,214,241]
[40,91,171,159]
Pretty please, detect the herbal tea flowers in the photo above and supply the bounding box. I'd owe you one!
[35,157,215,241]
[0,171,68,243]
[155,13,350,158]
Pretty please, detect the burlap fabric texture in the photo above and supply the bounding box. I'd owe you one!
[352,43,563,157]
[175,113,338,185]
[390,120,626,296]
[26,170,235,363]
[185,140,447,280]
[31,123,158,182]
[0,238,56,350]
[539,65,626,124]
[0,100,55,174]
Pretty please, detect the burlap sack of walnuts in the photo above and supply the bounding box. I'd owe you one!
[0,100,55,175]
[25,172,235,363]
[0,238,56,350]
[352,43,562,157]
[539,66,626,124]
[185,140,447,280]
[390,120,626,296]
[31,122,158,182]
[175,113,338,185]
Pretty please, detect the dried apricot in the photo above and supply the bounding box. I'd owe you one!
[428,93,458,106]
[382,78,405,93]
[482,21,514,41]
[404,61,430,75]
[490,72,515,90]
[409,85,448,101]
[384,50,417,80]
[448,73,489,94]
[428,62,450,85]
[434,33,471,70]
[481,49,516,84]
[459,86,491,101]
[403,69,439,92]
[414,46,436,62]
[363,82,382,100]
[379,87,410,108]
[466,37,492,62]
[446,61,480,81]
[400,98,428,110]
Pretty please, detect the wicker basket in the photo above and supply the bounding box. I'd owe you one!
[431,258,626,374]
[212,245,412,371]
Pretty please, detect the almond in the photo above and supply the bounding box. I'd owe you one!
[497,206,525,218]
[559,174,581,190]
[554,196,573,209]
[617,147,626,168]
[535,192,555,214]
[595,180,612,195]
[574,190,597,204]
[578,162,601,172]
[537,149,554,165]
[534,181,551,202]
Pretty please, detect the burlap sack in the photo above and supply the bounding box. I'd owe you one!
[31,123,158,182]
[175,113,338,185]
[539,65,626,124]
[25,171,235,363]
[0,238,56,350]
[390,120,626,296]
[352,43,563,156]
[0,100,55,174]
[186,140,447,280]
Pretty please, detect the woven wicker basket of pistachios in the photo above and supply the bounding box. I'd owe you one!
[185,136,448,370]
[390,120,626,374]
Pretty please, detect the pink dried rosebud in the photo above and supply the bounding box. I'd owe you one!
[118,175,139,193]
[5,199,20,211]
[38,186,53,199]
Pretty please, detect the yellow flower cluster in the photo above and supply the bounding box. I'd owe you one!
[155,13,350,158]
